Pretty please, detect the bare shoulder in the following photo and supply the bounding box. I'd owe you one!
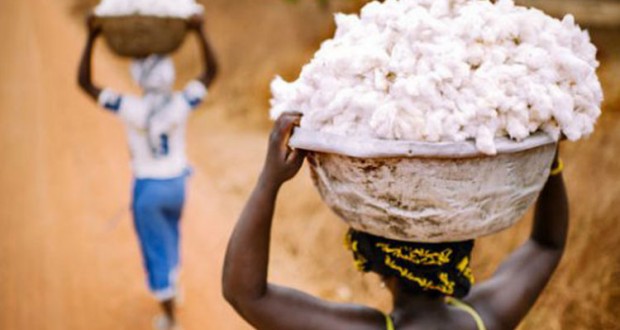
[239,284,387,330]
[461,242,563,330]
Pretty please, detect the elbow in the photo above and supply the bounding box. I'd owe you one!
[222,281,252,318]
[211,61,219,79]
[221,279,254,308]
[77,75,91,94]
[531,239,566,265]
[221,271,264,312]
[210,66,219,83]
[222,277,237,306]
[221,265,245,308]
[204,66,218,87]
[77,75,87,90]
[222,282,265,324]
[531,231,568,253]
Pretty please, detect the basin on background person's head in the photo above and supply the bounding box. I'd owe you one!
[95,15,188,58]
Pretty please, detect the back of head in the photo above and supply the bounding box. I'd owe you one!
[345,228,475,298]
[130,55,176,93]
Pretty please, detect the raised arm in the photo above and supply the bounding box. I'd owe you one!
[222,113,383,330]
[467,147,568,329]
[187,15,218,88]
[77,14,103,101]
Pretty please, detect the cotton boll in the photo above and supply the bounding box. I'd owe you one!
[465,43,485,68]
[269,0,602,155]
[475,127,497,155]
[513,44,551,70]
[429,0,451,18]
[95,0,203,18]
[394,114,425,140]
[352,90,386,114]
[442,113,466,141]
[270,77,300,119]
[536,68,560,84]
[554,48,594,82]
[529,94,553,122]
[542,122,562,140]
[562,118,583,141]
[369,102,400,139]
[495,0,517,13]
[506,117,529,140]
[422,110,446,142]
[548,85,575,125]
[335,14,361,38]
[326,88,356,114]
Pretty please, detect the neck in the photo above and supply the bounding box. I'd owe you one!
[143,88,171,96]
[393,291,445,310]
[386,279,446,314]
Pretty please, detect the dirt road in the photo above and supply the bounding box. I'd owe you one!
[0,0,258,328]
[1,0,618,329]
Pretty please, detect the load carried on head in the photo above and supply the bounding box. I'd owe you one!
[93,0,204,57]
[271,0,603,242]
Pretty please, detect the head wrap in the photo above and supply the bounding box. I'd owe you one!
[130,55,176,93]
[130,55,179,158]
[345,228,475,298]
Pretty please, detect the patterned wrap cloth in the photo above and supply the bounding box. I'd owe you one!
[345,228,475,298]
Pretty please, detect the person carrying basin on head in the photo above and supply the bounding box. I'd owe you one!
[222,112,568,330]
[77,13,218,330]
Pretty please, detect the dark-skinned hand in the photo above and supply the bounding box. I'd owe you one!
[261,112,307,186]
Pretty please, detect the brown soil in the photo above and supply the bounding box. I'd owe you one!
[1,1,618,329]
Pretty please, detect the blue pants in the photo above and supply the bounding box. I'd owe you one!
[132,174,186,301]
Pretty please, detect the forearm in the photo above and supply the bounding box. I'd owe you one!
[531,169,569,250]
[196,29,218,87]
[77,34,101,100]
[223,172,281,305]
[472,159,569,326]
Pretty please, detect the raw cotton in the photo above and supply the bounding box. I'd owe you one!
[270,0,603,154]
[94,0,203,18]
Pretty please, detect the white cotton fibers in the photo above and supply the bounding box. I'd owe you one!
[94,0,204,18]
[270,0,603,155]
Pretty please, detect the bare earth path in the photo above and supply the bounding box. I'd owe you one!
[1,0,619,330]
[0,0,258,329]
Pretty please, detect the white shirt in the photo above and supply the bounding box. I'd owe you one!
[98,80,207,179]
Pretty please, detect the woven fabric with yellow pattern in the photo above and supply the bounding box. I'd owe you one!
[345,229,475,298]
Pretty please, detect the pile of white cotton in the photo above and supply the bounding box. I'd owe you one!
[270,0,603,154]
[95,0,203,18]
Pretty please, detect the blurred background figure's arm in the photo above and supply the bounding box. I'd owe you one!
[188,15,218,89]
[77,14,103,101]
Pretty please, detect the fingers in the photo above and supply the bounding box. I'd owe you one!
[286,148,307,167]
[272,112,302,151]
[86,14,102,34]
[264,113,307,183]
[188,14,204,30]
[275,112,302,133]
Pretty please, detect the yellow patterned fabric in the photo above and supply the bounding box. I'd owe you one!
[550,158,564,176]
[384,313,395,330]
[345,229,475,298]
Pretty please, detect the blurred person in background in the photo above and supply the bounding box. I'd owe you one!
[222,113,569,330]
[77,14,218,330]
